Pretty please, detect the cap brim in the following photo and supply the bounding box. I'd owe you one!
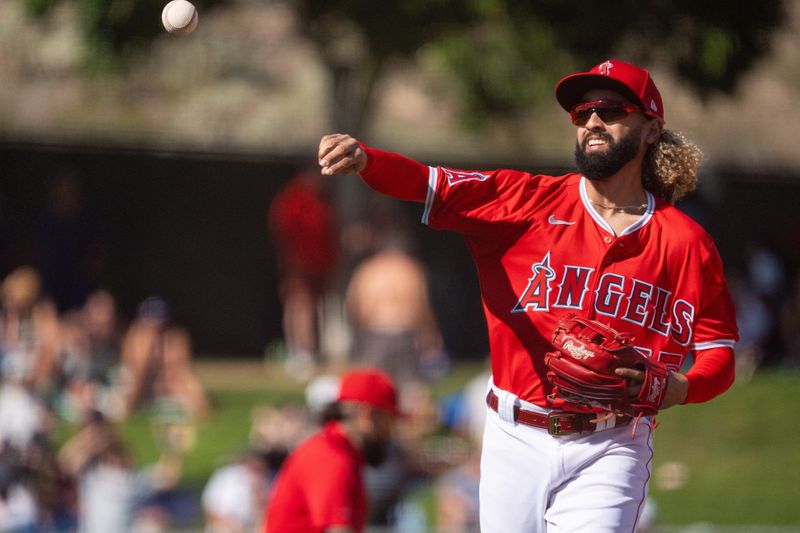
[555,73,643,112]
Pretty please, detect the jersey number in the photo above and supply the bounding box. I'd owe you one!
[634,346,683,372]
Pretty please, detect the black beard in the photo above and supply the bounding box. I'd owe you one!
[362,434,389,468]
[574,126,642,181]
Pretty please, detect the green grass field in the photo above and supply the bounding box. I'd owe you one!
[105,361,800,529]
[650,370,800,526]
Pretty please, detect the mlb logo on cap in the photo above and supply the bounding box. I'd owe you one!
[598,61,614,76]
[555,59,664,122]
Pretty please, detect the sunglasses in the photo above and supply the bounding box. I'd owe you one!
[569,100,643,126]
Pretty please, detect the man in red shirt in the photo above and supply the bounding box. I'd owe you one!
[263,368,400,533]
[317,60,738,531]
[268,171,339,379]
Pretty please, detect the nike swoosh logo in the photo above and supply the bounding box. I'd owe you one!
[548,215,576,226]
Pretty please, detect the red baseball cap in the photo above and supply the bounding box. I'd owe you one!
[337,368,401,416]
[555,60,664,122]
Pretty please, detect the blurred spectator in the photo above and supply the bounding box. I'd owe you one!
[363,439,409,528]
[0,427,69,532]
[135,416,200,532]
[433,366,489,532]
[76,290,121,386]
[0,266,68,529]
[57,414,142,533]
[202,451,270,533]
[268,171,339,380]
[304,374,340,420]
[262,368,400,533]
[345,243,446,386]
[58,412,198,533]
[395,381,441,453]
[117,297,209,420]
[35,170,105,313]
[246,402,313,527]
[441,362,490,445]
[434,447,480,532]
[729,273,772,381]
[328,324,443,524]
[248,404,310,462]
[0,266,61,398]
[0,487,37,532]
[744,239,788,365]
[0,384,46,454]
[59,290,124,422]
[0,447,40,532]
[367,380,440,529]
[745,239,787,306]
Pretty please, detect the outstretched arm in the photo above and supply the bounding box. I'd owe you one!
[318,134,429,202]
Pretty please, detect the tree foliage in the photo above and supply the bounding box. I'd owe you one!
[21,0,787,127]
[292,0,483,131]
[292,0,787,129]
[529,1,784,95]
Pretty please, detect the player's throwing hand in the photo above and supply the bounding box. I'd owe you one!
[319,134,367,176]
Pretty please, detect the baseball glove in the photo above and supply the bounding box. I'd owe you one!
[544,315,669,417]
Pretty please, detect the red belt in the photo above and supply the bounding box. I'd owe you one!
[485,390,631,436]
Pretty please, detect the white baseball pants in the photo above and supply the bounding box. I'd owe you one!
[479,385,653,532]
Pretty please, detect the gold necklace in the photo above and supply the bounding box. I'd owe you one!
[590,199,648,213]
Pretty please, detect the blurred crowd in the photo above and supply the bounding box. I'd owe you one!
[0,259,489,532]
[0,263,213,532]
[0,167,798,532]
[729,239,800,379]
[0,168,487,532]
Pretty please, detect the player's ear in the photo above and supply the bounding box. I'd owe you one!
[643,119,663,145]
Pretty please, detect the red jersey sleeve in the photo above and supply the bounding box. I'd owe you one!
[358,145,560,239]
[691,239,739,350]
[358,146,429,202]
[684,347,735,403]
[423,166,559,237]
[683,236,738,403]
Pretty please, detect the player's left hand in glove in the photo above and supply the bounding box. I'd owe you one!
[544,314,669,417]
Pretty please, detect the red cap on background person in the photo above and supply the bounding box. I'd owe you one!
[337,368,401,416]
[555,59,665,122]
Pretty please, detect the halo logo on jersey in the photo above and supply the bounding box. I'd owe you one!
[443,168,491,186]
[512,252,556,313]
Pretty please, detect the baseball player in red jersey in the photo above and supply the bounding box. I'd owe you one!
[318,60,738,532]
[263,368,400,533]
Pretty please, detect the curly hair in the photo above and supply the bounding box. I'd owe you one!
[642,129,703,204]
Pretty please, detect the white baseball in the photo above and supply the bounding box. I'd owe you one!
[162,0,199,35]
